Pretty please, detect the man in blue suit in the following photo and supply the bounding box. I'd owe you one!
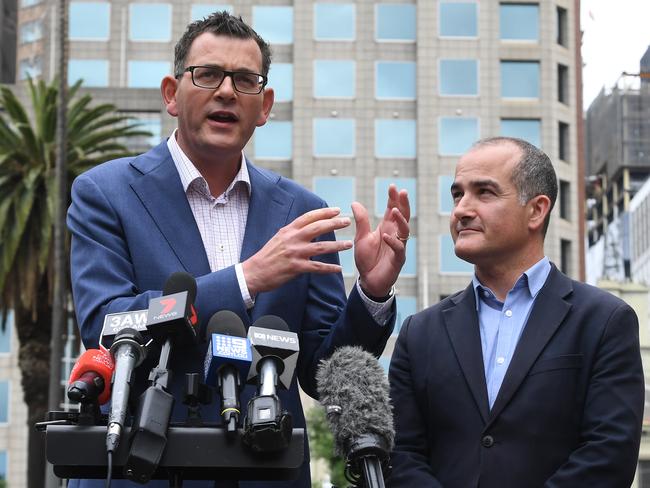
[388,137,644,487]
[67,11,410,488]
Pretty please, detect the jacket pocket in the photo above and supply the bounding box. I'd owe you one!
[528,353,583,376]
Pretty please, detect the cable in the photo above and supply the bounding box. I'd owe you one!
[105,450,113,488]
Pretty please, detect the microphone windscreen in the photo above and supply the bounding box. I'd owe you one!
[251,315,290,332]
[68,349,115,405]
[163,271,197,303]
[316,346,394,457]
[205,310,246,340]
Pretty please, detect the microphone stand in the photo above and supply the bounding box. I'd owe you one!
[345,435,389,488]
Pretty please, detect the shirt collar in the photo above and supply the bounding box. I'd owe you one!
[166,129,251,197]
[472,256,551,310]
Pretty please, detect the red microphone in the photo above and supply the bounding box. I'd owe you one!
[67,348,115,405]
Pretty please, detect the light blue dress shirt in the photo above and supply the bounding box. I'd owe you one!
[472,257,552,408]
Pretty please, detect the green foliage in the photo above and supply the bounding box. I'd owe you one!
[0,77,149,314]
[307,405,347,488]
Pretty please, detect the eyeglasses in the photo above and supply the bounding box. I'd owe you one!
[179,65,268,94]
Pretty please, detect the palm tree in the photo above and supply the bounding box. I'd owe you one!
[0,77,150,487]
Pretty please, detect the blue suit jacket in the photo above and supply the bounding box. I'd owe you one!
[66,142,395,488]
[388,266,644,488]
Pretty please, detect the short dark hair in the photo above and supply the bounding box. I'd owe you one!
[472,137,558,236]
[174,10,272,77]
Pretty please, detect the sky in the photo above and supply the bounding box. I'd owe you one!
[581,0,650,109]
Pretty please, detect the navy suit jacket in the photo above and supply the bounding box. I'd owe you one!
[66,142,395,488]
[388,266,644,488]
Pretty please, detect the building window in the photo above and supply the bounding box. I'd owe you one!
[253,6,293,45]
[559,122,569,161]
[313,119,355,157]
[394,296,417,336]
[254,121,292,160]
[403,237,417,276]
[129,4,172,42]
[20,20,42,44]
[560,239,571,275]
[376,4,416,42]
[439,175,454,214]
[374,119,416,158]
[127,61,170,88]
[376,61,416,100]
[439,117,478,155]
[558,64,569,104]
[501,61,540,99]
[19,57,42,80]
[439,59,478,96]
[0,450,6,481]
[21,0,42,6]
[0,381,8,423]
[314,60,356,98]
[559,180,571,221]
[0,312,12,354]
[133,115,162,149]
[68,59,109,87]
[375,178,417,217]
[499,3,539,41]
[440,234,474,273]
[439,2,477,38]
[338,243,356,277]
[557,6,568,47]
[314,3,355,41]
[190,4,233,21]
[313,177,355,216]
[70,3,110,40]
[500,118,541,148]
[268,63,293,102]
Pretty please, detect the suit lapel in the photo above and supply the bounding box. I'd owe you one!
[240,161,294,262]
[487,266,573,424]
[129,142,211,277]
[443,285,490,423]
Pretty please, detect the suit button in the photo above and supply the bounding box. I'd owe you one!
[482,435,494,448]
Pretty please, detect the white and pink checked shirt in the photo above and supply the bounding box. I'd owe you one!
[166,131,393,324]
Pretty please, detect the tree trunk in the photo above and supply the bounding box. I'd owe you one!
[14,292,52,488]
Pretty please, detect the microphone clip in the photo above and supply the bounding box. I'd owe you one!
[242,394,292,453]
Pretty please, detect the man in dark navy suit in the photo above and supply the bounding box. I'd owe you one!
[389,137,644,487]
[67,11,410,488]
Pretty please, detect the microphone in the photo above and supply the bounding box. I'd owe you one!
[67,348,115,405]
[203,311,252,435]
[106,327,147,454]
[242,315,299,452]
[146,271,198,347]
[100,309,149,350]
[316,346,394,488]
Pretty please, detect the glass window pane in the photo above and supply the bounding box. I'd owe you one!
[313,119,355,157]
[500,4,539,41]
[68,59,109,87]
[439,175,455,214]
[375,119,416,158]
[20,20,43,43]
[254,121,292,159]
[376,61,416,100]
[253,6,293,44]
[21,0,43,6]
[439,117,478,155]
[268,63,293,102]
[128,61,170,88]
[0,312,12,354]
[375,178,417,217]
[501,61,540,99]
[0,450,6,479]
[440,234,474,273]
[338,246,356,277]
[403,237,417,276]
[314,60,355,98]
[376,4,416,41]
[129,4,171,42]
[439,2,477,37]
[501,119,541,148]
[70,3,110,40]
[395,296,417,336]
[439,59,478,96]
[0,382,8,423]
[19,57,42,80]
[132,117,162,148]
[190,4,233,21]
[313,177,355,215]
[314,3,355,41]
